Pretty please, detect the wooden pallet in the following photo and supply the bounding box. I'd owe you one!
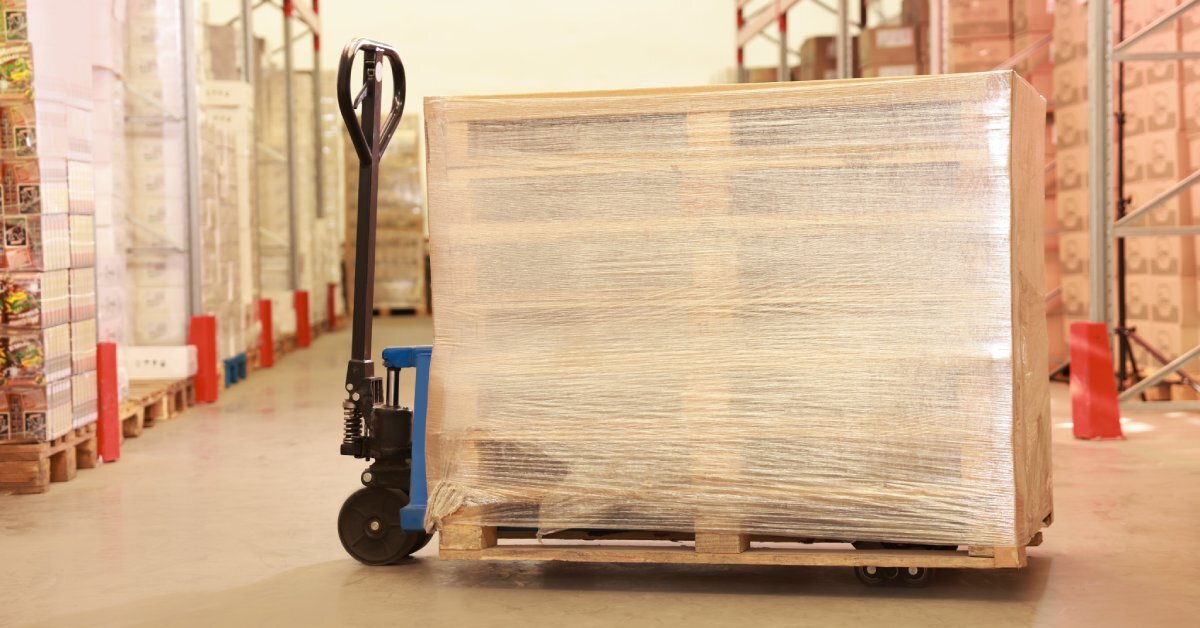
[438,525,1044,571]
[119,378,193,438]
[0,424,98,494]
[276,332,297,357]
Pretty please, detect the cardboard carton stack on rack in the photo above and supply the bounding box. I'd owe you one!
[945,0,1013,73]
[0,0,99,441]
[859,0,927,78]
[1122,0,1200,397]
[124,0,190,348]
[1052,0,1088,348]
[344,115,426,315]
[198,26,254,369]
[257,59,297,337]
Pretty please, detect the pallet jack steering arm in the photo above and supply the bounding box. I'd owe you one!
[337,38,406,459]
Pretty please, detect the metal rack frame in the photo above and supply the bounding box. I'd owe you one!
[734,0,864,83]
[233,0,323,292]
[1089,0,1200,411]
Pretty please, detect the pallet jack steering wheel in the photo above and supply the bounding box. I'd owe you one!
[333,38,431,565]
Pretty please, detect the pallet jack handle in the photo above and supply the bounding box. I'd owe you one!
[337,38,406,456]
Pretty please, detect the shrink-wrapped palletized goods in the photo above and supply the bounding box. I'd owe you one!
[423,71,1051,548]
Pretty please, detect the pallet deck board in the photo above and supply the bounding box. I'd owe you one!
[438,542,1023,569]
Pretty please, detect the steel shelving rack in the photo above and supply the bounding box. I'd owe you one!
[1088,0,1200,411]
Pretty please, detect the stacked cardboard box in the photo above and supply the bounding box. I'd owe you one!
[797,36,857,81]
[0,0,99,440]
[256,61,296,334]
[1124,0,1200,394]
[859,24,927,77]
[1052,0,1089,351]
[946,0,1013,73]
[124,0,189,347]
[200,78,257,358]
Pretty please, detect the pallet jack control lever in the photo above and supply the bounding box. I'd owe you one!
[337,38,406,458]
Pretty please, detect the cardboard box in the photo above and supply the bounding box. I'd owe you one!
[798,36,857,81]
[1127,276,1152,321]
[69,319,95,374]
[1056,144,1088,192]
[947,0,1012,38]
[123,345,197,380]
[859,26,923,68]
[948,36,1013,74]
[1184,78,1200,133]
[1125,237,1153,276]
[1148,275,1199,324]
[1061,273,1089,320]
[1123,50,1179,93]
[1053,58,1087,107]
[1058,230,1088,275]
[1125,129,1190,183]
[1013,0,1053,35]
[0,323,71,386]
[0,269,69,328]
[71,369,97,429]
[1056,100,1087,148]
[1124,78,1184,137]
[3,158,69,215]
[69,267,94,321]
[69,214,94,268]
[1150,235,1196,276]
[1053,0,1086,64]
[899,0,928,25]
[1,214,70,271]
[2,380,73,442]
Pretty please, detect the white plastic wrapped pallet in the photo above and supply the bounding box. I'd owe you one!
[424,71,1052,548]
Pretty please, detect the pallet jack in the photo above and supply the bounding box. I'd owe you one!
[334,38,434,565]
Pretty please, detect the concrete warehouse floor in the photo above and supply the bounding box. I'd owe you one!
[1,317,1198,627]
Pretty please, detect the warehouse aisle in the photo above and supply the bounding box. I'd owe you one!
[1,317,1198,627]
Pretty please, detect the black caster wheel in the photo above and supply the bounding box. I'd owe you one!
[338,487,425,565]
[854,565,898,587]
[898,566,934,588]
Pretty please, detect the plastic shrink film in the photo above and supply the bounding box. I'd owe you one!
[423,71,1052,548]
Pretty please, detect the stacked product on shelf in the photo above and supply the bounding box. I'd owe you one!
[256,55,297,337]
[344,115,426,315]
[858,21,927,78]
[1121,0,1199,398]
[0,0,98,441]
[945,0,1013,73]
[199,24,253,369]
[124,0,190,348]
[1052,0,1088,344]
[796,36,856,81]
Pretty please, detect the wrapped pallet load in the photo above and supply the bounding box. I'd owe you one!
[423,71,1052,552]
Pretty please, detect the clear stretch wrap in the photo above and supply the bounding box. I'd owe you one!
[423,71,1052,548]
